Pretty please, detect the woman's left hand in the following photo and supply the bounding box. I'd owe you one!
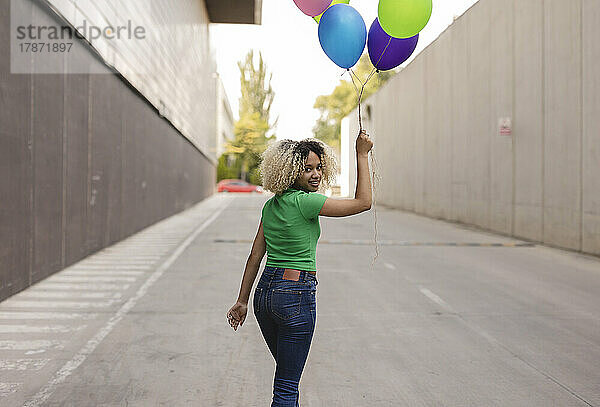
[226,301,247,331]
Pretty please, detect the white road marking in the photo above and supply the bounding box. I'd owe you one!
[46,276,137,283]
[384,262,396,270]
[61,270,144,277]
[18,292,122,300]
[23,197,230,407]
[33,283,130,291]
[417,288,502,347]
[0,340,64,351]
[66,265,151,270]
[0,324,86,333]
[80,258,157,262]
[419,288,454,313]
[111,250,171,253]
[2,300,117,309]
[118,245,177,248]
[0,359,49,371]
[25,350,46,355]
[121,241,180,243]
[72,260,156,270]
[87,250,156,253]
[0,312,97,320]
[90,254,162,258]
[0,382,21,397]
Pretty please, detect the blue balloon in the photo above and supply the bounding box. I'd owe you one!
[318,4,366,69]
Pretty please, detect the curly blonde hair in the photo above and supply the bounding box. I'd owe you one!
[259,138,338,195]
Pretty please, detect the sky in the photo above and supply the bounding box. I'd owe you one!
[210,0,479,141]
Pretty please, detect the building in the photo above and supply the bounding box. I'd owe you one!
[0,0,261,301]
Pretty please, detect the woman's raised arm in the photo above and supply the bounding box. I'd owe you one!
[319,130,373,217]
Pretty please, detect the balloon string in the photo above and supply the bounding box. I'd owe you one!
[346,66,382,269]
[364,37,391,268]
[373,37,392,72]
[369,148,382,268]
[347,70,362,129]
[348,68,377,132]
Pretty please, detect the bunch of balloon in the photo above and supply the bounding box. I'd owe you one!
[291,0,432,267]
[290,0,432,73]
[292,0,434,129]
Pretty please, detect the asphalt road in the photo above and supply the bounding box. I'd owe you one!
[1,193,599,406]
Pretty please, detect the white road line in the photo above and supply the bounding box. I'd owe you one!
[0,340,64,351]
[128,241,177,245]
[0,359,50,371]
[121,241,180,244]
[0,324,86,333]
[80,258,158,261]
[418,290,503,348]
[419,288,455,313]
[103,248,171,252]
[85,253,161,260]
[0,382,21,397]
[118,245,177,248]
[66,265,151,270]
[86,253,161,260]
[384,262,396,270]
[46,276,137,283]
[18,292,122,300]
[98,251,165,255]
[2,300,117,309]
[0,312,97,320]
[61,271,144,277]
[24,197,230,407]
[90,259,161,262]
[72,260,156,270]
[33,283,130,291]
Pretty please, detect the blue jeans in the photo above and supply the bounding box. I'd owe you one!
[253,266,318,407]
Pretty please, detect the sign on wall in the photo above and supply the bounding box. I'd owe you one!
[498,117,512,136]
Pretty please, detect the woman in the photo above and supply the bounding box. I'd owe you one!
[227,130,373,406]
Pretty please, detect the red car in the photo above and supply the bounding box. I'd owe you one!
[217,179,263,193]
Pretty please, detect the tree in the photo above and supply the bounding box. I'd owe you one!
[313,55,395,155]
[227,112,270,184]
[238,50,277,129]
[219,51,277,184]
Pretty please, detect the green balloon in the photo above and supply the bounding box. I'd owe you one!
[378,0,432,38]
[313,0,350,23]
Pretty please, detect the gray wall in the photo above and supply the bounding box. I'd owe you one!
[0,0,216,301]
[43,0,219,161]
[344,0,600,256]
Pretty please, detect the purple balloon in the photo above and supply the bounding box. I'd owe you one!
[368,18,418,71]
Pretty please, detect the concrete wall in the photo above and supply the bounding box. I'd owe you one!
[0,0,216,301]
[343,0,600,256]
[40,0,218,161]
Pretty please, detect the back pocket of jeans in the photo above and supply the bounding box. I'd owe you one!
[271,289,302,320]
